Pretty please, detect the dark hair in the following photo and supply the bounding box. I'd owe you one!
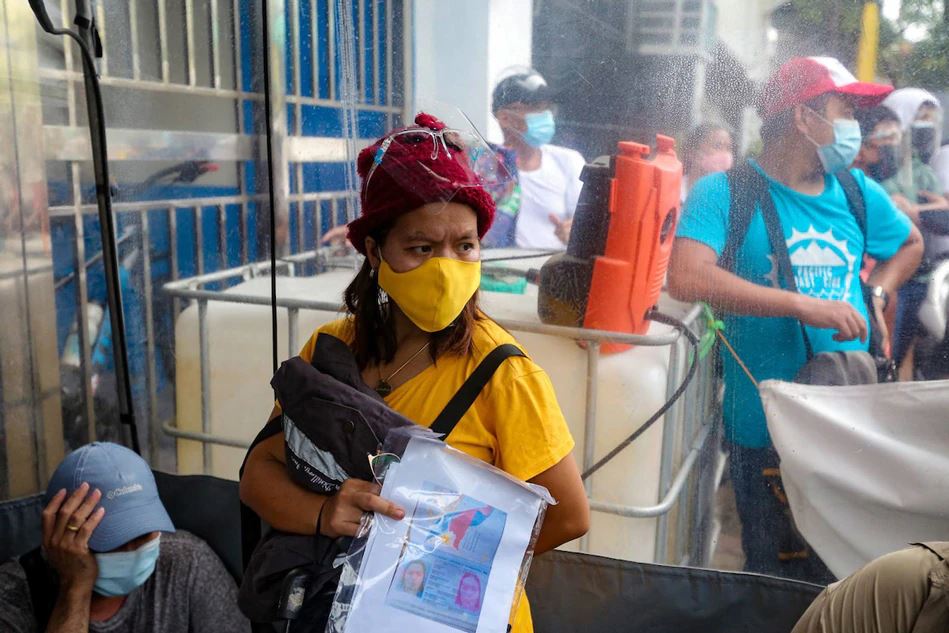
[855,106,899,140]
[342,225,481,369]
[682,123,732,174]
[760,93,834,145]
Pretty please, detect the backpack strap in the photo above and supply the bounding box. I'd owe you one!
[835,169,867,244]
[429,344,526,440]
[19,547,55,630]
[724,161,815,360]
[721,161,763,272]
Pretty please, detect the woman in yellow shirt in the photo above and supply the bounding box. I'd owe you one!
[240,113,589,632]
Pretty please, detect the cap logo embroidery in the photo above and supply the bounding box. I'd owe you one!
[107,483,143,500]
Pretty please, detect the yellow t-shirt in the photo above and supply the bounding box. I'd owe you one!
[297,315,575,633]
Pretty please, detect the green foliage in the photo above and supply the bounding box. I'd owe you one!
[785,0,868,64]
[880,0,949,90]
[780,0,948,91]
[902,26,949,89]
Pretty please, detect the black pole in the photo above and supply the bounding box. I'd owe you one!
[261,0,280,375]
[69,1,141,453]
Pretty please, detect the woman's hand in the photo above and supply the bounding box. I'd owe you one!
[42,483,106,593]
[320,479,405,538]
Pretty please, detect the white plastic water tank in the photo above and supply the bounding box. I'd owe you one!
[174,258,682,563]
[479,277,675,562]
[174,272,353,479]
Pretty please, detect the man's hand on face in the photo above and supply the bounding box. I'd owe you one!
[42,484,106,593]
[548,213,572,245]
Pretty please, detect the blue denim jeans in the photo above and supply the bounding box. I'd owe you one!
[728,442,835,584]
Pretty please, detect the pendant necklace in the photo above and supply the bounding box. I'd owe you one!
[376,340,431,397]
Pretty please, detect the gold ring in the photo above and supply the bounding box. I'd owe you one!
[65,524,81,532]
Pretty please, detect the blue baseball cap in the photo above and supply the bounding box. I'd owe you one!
[45,443,175,552]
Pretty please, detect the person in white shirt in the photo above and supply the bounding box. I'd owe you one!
[492,70,586,249]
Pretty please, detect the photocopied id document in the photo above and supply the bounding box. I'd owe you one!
[336,435,552,633]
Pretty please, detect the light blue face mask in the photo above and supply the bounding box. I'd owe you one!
[522,110,556,148]
[93,535,161,597]
[805,109,862,174]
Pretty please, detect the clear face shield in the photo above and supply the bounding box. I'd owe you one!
[864,123,903,184]
[362,105,514,215]
[910,103,942,165]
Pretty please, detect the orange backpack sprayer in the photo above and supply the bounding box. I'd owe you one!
[537,136,683,353]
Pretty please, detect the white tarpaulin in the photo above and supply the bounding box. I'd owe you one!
[760,379,949,579]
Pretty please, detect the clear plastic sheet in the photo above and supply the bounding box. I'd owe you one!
[326,427,553,633]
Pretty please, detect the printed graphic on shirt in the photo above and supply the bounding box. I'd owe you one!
[764,226,857,301]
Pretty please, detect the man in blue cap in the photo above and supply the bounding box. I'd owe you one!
[0,442,249,632]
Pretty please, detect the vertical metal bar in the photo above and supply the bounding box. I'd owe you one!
[209,0,222,88]
[158,0,170,82]
[579,340,599,553]
[231,0,248,265]
[295,164,304,250]
[95,0,109,76]
[232,0,242,90]
[266,0,290,257]
[62,0,97,441]
[291,0,303,256]
[218,205,228,270]
[168,206,180,316]
[129,0,141,80]
[239,201,248,265]
[195,206,205,275]
[140,210,160,465]
[655,336,684,564]
[185,0,197,85]
[291,0,301,100]
[327,0,336,100]
[385,0,392,124]
[197,299,212,473]
[296,200,305,253]
[317,200,327,241]
[372,0,379,105]
[401,0,412,123]
[357,0,366,101]
[310,0,319,99]
[287,308,299,359]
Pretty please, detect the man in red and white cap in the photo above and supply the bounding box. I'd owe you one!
[668,57,923,582]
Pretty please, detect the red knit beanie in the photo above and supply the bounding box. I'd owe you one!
[346,113,496,255]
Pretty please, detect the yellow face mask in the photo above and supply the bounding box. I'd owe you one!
[378,257,481,333]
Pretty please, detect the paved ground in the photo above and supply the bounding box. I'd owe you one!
[709,467,745,571]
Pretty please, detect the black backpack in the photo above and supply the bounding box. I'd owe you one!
[239,335,524,633]
[721,161,895,382]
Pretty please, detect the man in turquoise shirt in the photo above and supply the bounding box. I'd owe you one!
[668,57,923,582]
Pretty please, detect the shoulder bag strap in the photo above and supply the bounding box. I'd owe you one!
[429,344,526,440]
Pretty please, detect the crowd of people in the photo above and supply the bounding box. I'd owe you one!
[3,52,948,633]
